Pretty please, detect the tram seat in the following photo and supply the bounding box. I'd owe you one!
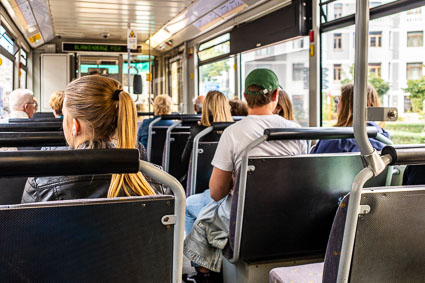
[186,141,218,196]
[0,177,28,205]
[0,195,174,282]
[269,262,324,283]
[149,126,169,165]
[9,117,62,123]
[0,122,63,132]
[224,153,388,283]
[33,112,55,118]
[162,126,190,186]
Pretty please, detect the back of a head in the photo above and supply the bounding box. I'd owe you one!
[244,69,280,108]
[201,91,233,126]
[64,75,155,197]
[276,90,295,120]
[153,94,172,116]
[336,83,381,127]
[229,99,248,116]
[49,90,65,117]
[193,95,204,114]
[9,89,33,110]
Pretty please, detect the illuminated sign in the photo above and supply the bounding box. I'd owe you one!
[62,43,142,53]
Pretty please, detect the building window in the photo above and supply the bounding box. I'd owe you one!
[334,3,343,19]
[407,8,421,15]
[369,31,382,47]
[292,38,304,49]
[407,63,423,80]
[407,31,423,47]
[334,33,342,49]
[293,63,304,81]
[333,64,342,81]
[369,63,382,77]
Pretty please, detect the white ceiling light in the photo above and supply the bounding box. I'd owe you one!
[146,29,171,48]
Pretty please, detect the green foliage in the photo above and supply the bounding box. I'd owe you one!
[339,65,389,97]
[199,60,228,82]
[368,74,390,96]
[403,77,425,112]
[385,122,424,133]
[388,131,425,145]
[386,122,425,144]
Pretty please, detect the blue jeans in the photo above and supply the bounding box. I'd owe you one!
[185,189,213,235]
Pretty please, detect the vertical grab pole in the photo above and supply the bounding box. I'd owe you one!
[338,1,386,282]
[139,160,185,283]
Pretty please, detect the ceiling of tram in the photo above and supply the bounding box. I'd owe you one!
[48,0,193,41]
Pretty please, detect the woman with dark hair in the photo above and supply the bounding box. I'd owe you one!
[311,83,390,153]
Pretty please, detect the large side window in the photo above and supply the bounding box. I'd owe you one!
[240,38,310,126]
[0,26,15,118]
[321,3,425,144]
[198,33,235,98]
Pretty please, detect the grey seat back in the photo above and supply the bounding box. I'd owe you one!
[150,126,169,165]
[165,127,190,183]
[229,153,388,263]
[0,195,174,282]
[0,177,28,205]
[192,141,218,194]
[349,187,425,282]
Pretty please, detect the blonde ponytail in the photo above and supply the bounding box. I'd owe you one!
[108,90,155,197]
[64,75,155,198]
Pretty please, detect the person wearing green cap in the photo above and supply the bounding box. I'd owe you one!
[182,69,306,282]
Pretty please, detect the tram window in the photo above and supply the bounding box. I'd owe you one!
[0,26,14,54]
[198,33,230,62]
[199,57,235,98]
[20,49,27,66]
[241,38,309,126]
[407,31,423,47]
[0,53,14,118]
[321,4,425,144]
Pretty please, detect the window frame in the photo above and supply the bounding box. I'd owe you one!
[407,31,423,47]
[197,33,231,64]
[369,31,382,47]
[368,63,382,77]
[406,62,423,80]
[333,64,342,81]
[333,33,342,49]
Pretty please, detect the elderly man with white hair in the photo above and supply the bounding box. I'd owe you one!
[193,95,204,114]
[8,89,36,119]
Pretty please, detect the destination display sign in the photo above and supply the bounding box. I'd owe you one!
[62,43,142,53]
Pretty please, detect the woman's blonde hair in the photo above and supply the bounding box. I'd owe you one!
[49,90,65,116]
[200,91,233,126]
[275,90,295,120]
[153,95,172,116]
[64,75,155,197]
[335,83,381,127]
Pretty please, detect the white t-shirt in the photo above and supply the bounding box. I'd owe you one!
[211,115,307,172]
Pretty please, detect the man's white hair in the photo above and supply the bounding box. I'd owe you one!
[9,89,34,110]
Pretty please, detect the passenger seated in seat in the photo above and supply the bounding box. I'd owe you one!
[181,91,233,179]
[183,69,307,282]
[311,83,389,153]
[21,75,156,203]
[229,99,248,116]
[273,90,295,121]
[193,95,205,114]
[8,89,36,119]
[49,90,65,118]
[137,94,174,148]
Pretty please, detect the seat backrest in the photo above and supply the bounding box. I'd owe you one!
[9,118,62,123]
[166,127,190,184]
[349,187,425,282]
[33,112,55,118]
[0,122,63,132]
[229,153,388,263]
[0,177,28,205]
[150,126,169,165]
[0,195,174,282]
[192,141,218,195]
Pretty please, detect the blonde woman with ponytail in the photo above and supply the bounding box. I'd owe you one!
[21,75,155,203]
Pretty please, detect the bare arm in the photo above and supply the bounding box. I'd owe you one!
[209,167,233,201]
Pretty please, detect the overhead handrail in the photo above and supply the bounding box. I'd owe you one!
[0,131,66,147]
[0,149,185,283]
[382,145,425,165]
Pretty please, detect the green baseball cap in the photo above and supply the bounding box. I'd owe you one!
[244,69,282,95]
